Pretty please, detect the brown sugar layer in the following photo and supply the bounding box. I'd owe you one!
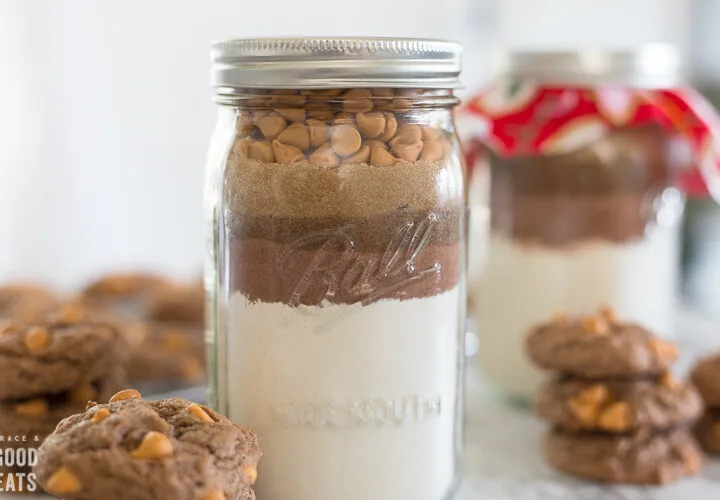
[223,157,464,219]
[229,238,459,306]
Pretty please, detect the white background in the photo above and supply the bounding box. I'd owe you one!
[0,0,709,289]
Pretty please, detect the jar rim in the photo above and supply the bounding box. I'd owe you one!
[491,43,683,88]
[210,37,463,92]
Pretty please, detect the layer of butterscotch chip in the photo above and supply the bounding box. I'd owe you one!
[227,88,455,168]
[35,396,261,500]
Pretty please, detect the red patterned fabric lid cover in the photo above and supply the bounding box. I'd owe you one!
[460,81,720,198]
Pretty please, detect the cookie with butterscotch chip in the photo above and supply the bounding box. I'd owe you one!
[34,393,260,500]
[0,322,123,400]
[536,375,703,433]
[545,427,702,485]
[525,311,677,378]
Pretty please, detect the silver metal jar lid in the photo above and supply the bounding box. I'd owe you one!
[210,37,462,91]
[492,43,682,87]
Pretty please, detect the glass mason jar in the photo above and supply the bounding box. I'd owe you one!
[466,48,696,400]
[205,38,466,500]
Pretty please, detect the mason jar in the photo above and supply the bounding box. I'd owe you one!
[205,38,466,500]
[465,47,699,400]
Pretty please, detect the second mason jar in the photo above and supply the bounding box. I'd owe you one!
[466,48,690,400]
[206,38,466,500]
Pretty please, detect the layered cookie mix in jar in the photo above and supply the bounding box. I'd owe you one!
[462,46,720,400]
[205,38,466,500]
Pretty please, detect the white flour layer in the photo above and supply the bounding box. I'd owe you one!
[472,225,680,400]
[225,287,461,500]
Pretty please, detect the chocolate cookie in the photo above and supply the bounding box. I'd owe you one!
[690,351,720,408]
[82,273,170,320]
[694,411,720,453]
[536,375,703,433]
[145,283,204,325]
[525,312,677,378]
[544,428,702,485]
[121,322,205,387]
[0,322,122,400]
[0,367,126,449]
[35,392,260,500]
[0,284,58,322]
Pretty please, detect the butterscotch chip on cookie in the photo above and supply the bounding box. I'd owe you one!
[525,315,677,378]
[544,428,703,485]
[0,367,125,450]
[536,376,703,433]
[690,351,720,408]
[0,322,122,400]
[34,395,260,500]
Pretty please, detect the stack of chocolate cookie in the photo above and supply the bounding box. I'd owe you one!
[526,308,704,485]
[691,351,720,453]
[0,320,126,491]
[81,273,206,390]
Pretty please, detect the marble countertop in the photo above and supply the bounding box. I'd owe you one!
[10,307,720,499]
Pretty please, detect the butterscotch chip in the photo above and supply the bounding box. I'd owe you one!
[567,398,599,426]
[364,139,388,151]
[203,489,227,500]
[277,123,310,151]
[109,389,142,403]
[15,398,49,417]
[69,384,98,405]
[130,431,174,460]
[301,88,343,96]
[578,383,610,404]
[333,112,356,126]
[59,303,86,323]
[660,370,681,389]
[24,326,50,352]
[242,465,258,485]
[342,89,373,113]
[272,140,305,165]
[308,110,335,121]
[356,112,385,138]
[181,357,204,381]
[236,114,254,135]
[420,140,443,161]
[308,143,340,167]
[551,312,567,325]
[233,138,252,157]
[342,145,370,164]
[307,118,330,148]
[46,467,81,494]
[392,97,412,112]
[376,113,398,142]
[394,124,422,144]
[249,140,275,162]
[651,339,678,361]
[600,305,619,324]
[331,125,362,156]
[268,91,306,106]
[86,401,97,409]
[598,402,630,432]
[188,403,214,422]
[370,146,398,167]
[581,316,608,334]
[257,114,287,139]
[252,110,271,125]
[162,331,189,352]
[421,126,442,141]
[391,141,423,162]
[0,322,15,335]
[274,108,306,123]
[91,407,111,423]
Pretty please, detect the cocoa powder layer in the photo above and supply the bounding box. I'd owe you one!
[488,126,675,245]
[229,238,459,305]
